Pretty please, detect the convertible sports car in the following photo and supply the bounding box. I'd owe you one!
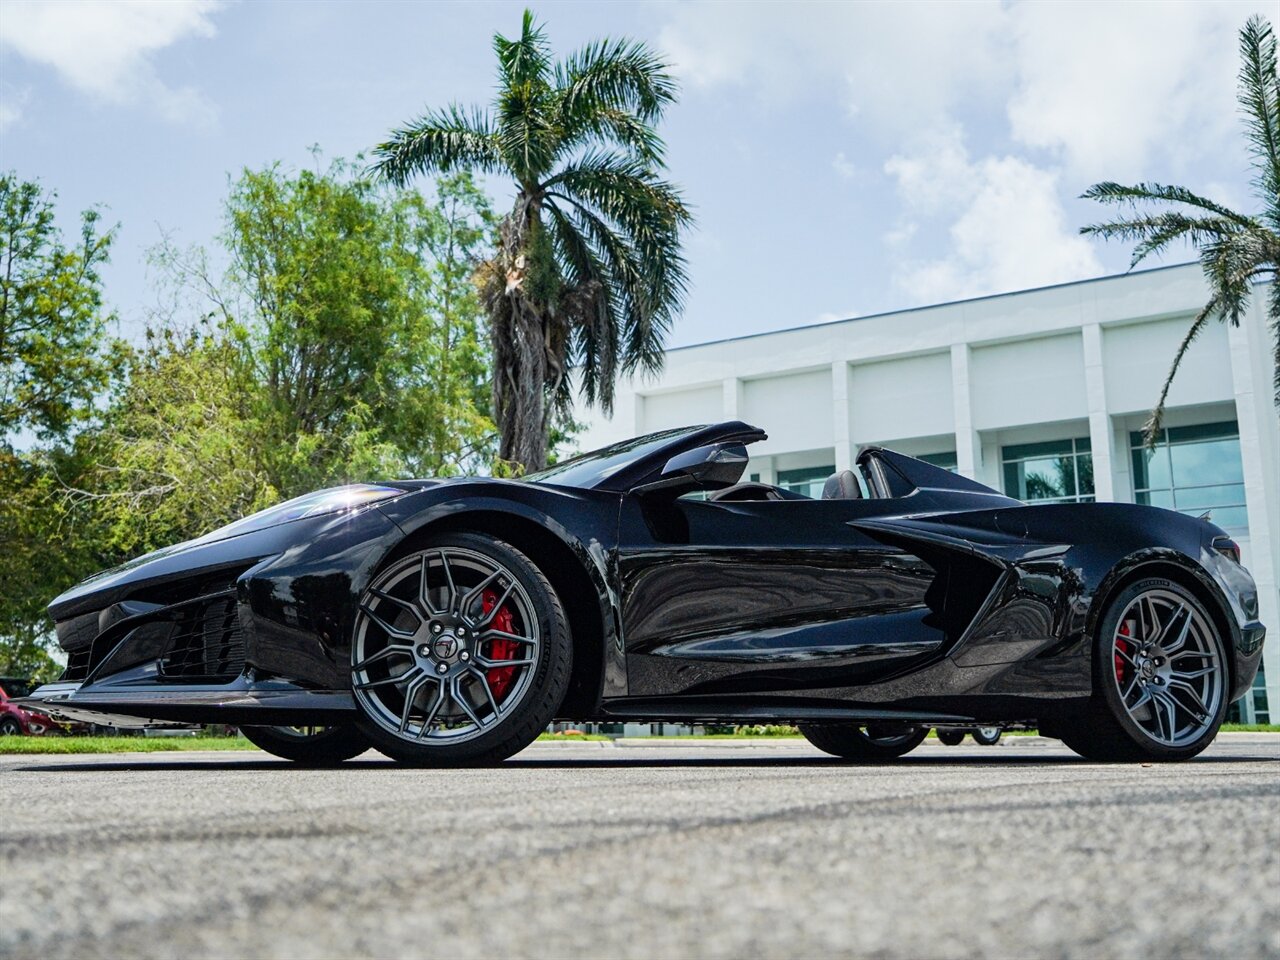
[22,421,1265,764]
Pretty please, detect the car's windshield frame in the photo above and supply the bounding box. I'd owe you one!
[522,426,709,490]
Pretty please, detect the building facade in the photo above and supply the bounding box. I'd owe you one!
[575,263,1279,722]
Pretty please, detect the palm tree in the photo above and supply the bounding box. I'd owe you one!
[1081,14,1279,444]
[373,10,691,471]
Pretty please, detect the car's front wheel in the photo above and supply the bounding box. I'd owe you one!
[239,724,370,764]
[1060,578,1229,762]
[350,533,571,766]
[799,723,929,761]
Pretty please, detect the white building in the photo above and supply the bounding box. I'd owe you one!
[575,263,1279,722]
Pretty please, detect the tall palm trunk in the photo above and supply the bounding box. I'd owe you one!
[491,203,550,472]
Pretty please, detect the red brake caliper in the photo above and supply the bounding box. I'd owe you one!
[1115,621,1132,684]
[480,589,520,702]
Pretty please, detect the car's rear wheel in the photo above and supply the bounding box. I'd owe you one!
[351,533,571,766]
[239,724,370,764]
[1060,578,1228,762]
[798,723,929,761]
[936,728,966,746]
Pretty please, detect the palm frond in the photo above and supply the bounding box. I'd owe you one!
[1238,15,1280,223]
[556,37,677,125]
[1080,182,1254,225]
[1080,212,1248,267]
[494,10,552,90]
[372,105,503,184]
[1141,296,1220,445]
[557,107,664,164]
[544,205,617,410]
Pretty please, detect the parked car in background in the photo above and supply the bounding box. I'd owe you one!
[0,677,63,735]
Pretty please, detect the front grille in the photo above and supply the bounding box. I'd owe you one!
[160,595,246,681]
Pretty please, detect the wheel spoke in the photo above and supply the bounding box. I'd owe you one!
[449,675,486,728]
[354,666,422,690]
[1151,690,1178,741]
[414,679,448,740]
[1167,679,1211,722]
[398,674,430,733]
[359,604,415,640]
[352,644,414,671]
[1170,664,1215,680]
[369,588,423,623]
[475,654,535,670]
[469,666,502,719]
[1159,606,1192,655]
[1113,642,1139,668]
[458,569,503,617]
[473,580,517,628]
[482,628,538,647]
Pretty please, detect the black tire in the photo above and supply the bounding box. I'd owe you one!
[799,723,929,761]
[352,533,572,766]
[971,726,1002,746]
[936,728,966,746]
[0,717,22,736]
[1060,577,1229,762]
[239,724,370,764]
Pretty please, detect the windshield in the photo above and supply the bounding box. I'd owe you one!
[523,426,707,489]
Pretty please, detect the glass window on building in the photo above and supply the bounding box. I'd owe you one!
[1131,421,1248,531]
[776,465,835,499]
[918,451,958,472]
[1002,438,1094,503]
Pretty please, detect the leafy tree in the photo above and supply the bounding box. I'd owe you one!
[0,173,119,443]
[374,10,691,471]
[1081,15,1280,442]
[154,158,498,498]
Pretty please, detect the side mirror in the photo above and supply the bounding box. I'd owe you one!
[632,443,750,495]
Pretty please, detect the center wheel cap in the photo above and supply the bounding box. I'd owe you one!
[433,635,459,659]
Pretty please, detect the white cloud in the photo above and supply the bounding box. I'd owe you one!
[832,152,856,180]
[659,1,1008,133]
[884,130,1102,303]
[0,0,222,124]
[1006,1,1261,181]
[0,83,29,131]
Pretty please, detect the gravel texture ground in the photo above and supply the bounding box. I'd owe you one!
[1,734,1277,959]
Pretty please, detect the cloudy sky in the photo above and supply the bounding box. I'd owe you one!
[0,0,1269,347]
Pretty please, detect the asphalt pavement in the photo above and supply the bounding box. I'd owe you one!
[2,735,1278,959]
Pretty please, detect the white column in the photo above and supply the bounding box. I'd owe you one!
[722,376,742,420]
[1228,312,1280,721]
[1082,323,1115,501]
[951,343,979,480]
[832,360,853,472]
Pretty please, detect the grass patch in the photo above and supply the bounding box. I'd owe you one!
[1220,723,1280,732]
[0,735,259,754]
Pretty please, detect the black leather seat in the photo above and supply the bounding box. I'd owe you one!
[821,469,863,500]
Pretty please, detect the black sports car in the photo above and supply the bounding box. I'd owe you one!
[23,421,1266,764]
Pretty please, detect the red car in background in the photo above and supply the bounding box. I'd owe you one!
[0,678,62,736]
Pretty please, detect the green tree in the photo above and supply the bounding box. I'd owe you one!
[1081,15,1280,442]
[0,173,119,442]
[374,10,691,471]
[155,158,497,498]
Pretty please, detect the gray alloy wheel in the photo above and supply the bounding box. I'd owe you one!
[971,726,1002,746]
[0,717,21,736]
[798,722,929,761]
[1060,578,1228,762]
[239,724,370,764]
[351,533,571,765]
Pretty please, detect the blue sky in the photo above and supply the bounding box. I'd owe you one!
[0,0,1270,348]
